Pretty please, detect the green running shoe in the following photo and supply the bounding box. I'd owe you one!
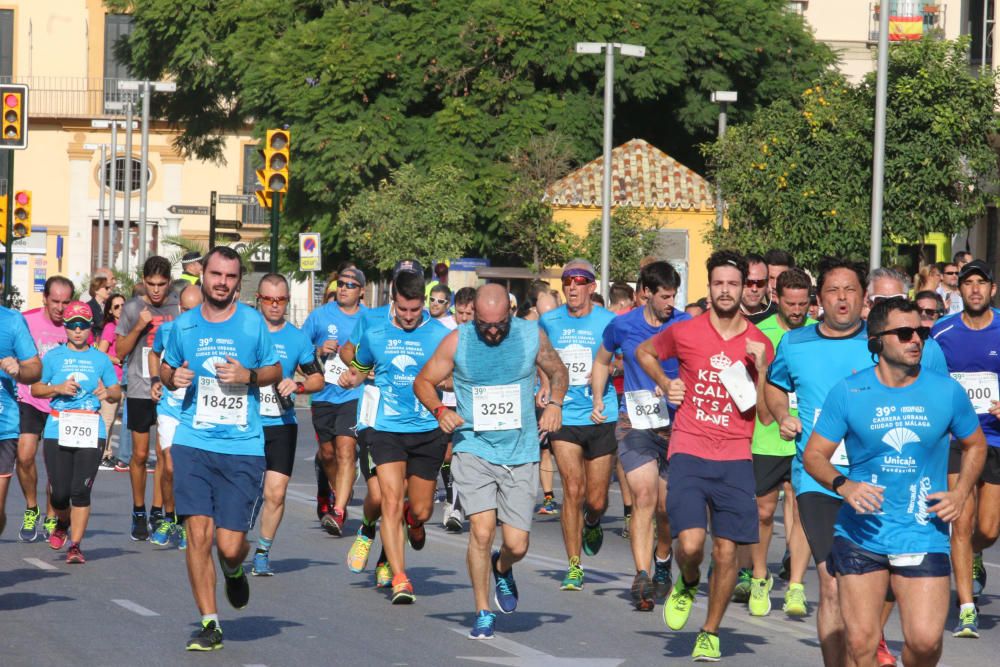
[375,561,393,588]
[18,507,40,543]
[748,573,773,616]
[186,620,223,651]
[732,567,752,603]
[582,521,604,557]
[42,516,58,540]
[972,552,986,598]
[953,606,980,638]
[691,630,721,662]
[560,556,584,591]
[663,578,698,631]
[783,583,808,617]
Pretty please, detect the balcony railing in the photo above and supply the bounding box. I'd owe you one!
[869,2,946,44]
[0,76,143,118]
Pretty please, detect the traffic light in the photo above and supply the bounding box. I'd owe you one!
[0,84,28,149]
[12,190,31,239]
[255,128,290,209]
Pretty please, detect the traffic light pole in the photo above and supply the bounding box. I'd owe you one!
[270,192,280,274]
[209,190,217,249]
[3,149,14,307]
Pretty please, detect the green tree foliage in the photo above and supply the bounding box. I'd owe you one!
[109,0,833,270]
[340,163,474,272]
[706,37,1000,269]
[581,206,661,283]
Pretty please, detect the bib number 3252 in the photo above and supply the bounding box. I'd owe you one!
[196,376,248,426]
[472,385,521,432]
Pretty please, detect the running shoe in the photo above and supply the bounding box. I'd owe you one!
[445,506,464,533]
[114,459,129,472]
[149,509,165,535]
[99,457,116,471]
[748,573,773,616]
[691,630,721,662]
[48,526,68,551]
[441,502,453,527]
[582,520,604,557]
[316,493,332,521]
[560,556,584,591]
[731,567,752,603]
[778,548,791,581]
[150,519,174,547]
[18,507,40,543]
[321,507,346,537]
[469,609,496,639]
[175,524,188,550]
[663,579,698,631]
[375,561,393,588]
[536,496,560,515]
[953,606,980,638]
[492,550,518,614]
[42,516,57,539]
[404,504,426,551]
[391,574,415,604]
[652,555,673,601]
[252,551,274,576]
[973,552,986,598]
[222,565,250,610]
[347,530,373,573]
[876,634,896,667]
[783,583,808,617]
[186,620,223,651]
[631,570,655,611]
[130,511,149,541]
[66,543,85,564]
[621,514,631,540]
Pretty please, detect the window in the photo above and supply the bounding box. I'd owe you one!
[101,157,150,192]
[970,0,995,67]
[241,143,267,225]
[104,14,134,110]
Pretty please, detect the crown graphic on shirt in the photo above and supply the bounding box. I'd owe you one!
[710,351,732,370]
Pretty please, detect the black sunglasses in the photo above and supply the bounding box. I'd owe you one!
[917,308,941,319]
[873,326,931,343]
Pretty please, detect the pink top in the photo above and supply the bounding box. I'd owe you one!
[101,321,123,382]
[17,308,68,413]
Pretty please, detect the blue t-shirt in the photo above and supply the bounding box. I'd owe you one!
[354,313,449,433]
[814,367,979,555]
[540,305,618,426]
[601,306,690,417]
[261,322,315,427]
[41,346,119,440]
[152,320,185,420]
[302,302,366,405]
[163,303,279,456]
[768,321,949,497]
[0,307,37,441]
[931,313,1000,448]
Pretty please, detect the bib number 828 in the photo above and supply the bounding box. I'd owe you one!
[479,401,515,416]
[201,395,244,410]
[634,403,661,417]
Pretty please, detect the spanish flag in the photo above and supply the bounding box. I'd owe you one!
[889,15,923,41]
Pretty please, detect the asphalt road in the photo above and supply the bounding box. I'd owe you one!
[1,410,997,666]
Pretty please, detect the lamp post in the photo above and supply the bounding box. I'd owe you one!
[711,91,737,229]
[575,41,646,299]
[869,0,891,270]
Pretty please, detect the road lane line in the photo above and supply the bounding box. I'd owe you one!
[112,599,159,616]
[23,557,58,571]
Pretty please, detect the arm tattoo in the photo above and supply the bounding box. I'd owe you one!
[536,330,568,400]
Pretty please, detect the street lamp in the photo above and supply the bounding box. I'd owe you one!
[576,41,646,299]
[711,91,737,229]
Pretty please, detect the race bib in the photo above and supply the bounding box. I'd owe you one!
[719,361,757,412]
[195,376,248,426]
[472,384,522,432]
[558,347,593,386]
[888,553,925,567]
[951,371,999,415]
[815,409,849,466]
[324,355,349,385]
[58,411,100,449]
[141,346,152,378]
[358,385,381,428]
[624,390,670,430]
[260,386,283,417]
[788,392,798,410]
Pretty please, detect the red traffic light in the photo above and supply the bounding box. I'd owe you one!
[14,191,28,205]
[4,94,17,108]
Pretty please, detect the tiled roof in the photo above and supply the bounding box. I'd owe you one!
[543,138,714,210]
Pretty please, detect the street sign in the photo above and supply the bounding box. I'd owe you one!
[217,193,256,205]
[167,205,209,215]
[215,219,242,229]
[299,232,321,272]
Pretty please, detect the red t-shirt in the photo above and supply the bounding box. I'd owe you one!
[651,312,773,461]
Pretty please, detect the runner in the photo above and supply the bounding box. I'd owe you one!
[97,292,126,469]
[339,268,450,604]
[931,259,1000,637]
[0,306,40,538]
[606,282,636,541]
[937,262,963,315]
[748,268,815,617]
[539,259,618,591]
[159,246,282,651]
[804,296,986,666]
[914,290,945,329]
[32,302,121,563]
[301,265,367,536]
[636,250,773,662]
[764,249,795,302]
[591,261,690,611]
[413,283,568,638]
[148,284,203,549]
[251,274,325,575]
[741,253,776,324]
[115,256,179,540]
[16,275,73,542]
[428,283,463,532]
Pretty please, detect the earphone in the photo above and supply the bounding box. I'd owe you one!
[867,336,882,356]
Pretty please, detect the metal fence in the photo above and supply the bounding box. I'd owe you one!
[0,76,140,118]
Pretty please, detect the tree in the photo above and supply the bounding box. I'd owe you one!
[110,0,834,270]
[340,163,474,273]
[705,37,1000,269]
[581,207,661,283]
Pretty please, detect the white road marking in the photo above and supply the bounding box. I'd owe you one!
[23,557,57,571]
[452,627,625,666]
[112,599,159,616]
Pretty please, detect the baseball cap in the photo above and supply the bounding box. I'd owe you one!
[393,259,424,279]
[339,267,366,287]
[63,301,94,324]
[958,259,993,283]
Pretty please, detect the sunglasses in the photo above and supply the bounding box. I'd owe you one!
[917,308,941,319]
[258,295,289,305]
[869,293,907,304]
[428,297,449,305]
[943,271,959,276]
[337,280,361,290]
[65,321,92,331]
[745,279,767,288]
[873,326,930,343]
[562,275,593,287]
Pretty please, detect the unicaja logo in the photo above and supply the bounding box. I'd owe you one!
[881,427,919,454]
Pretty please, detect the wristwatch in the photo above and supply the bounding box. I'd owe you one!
[248,369,258,386]
[831,475,848,495]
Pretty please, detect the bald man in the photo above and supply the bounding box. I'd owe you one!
[414,284,568,639]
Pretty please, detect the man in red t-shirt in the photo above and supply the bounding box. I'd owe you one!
[636,250,773,662]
